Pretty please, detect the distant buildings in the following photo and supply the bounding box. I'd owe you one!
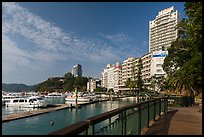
[101,6,179,93]
[87,78,101,92]
[72,64,82,77]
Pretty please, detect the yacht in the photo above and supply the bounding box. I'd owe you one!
[45,92,66,98]
[65,93,98,103]
[2,95,20,106]
[5,96,47,108]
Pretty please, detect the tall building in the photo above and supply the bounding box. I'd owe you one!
[72,64,82,77]
[149,6,180,52]
[113,62,123,93]
[141,53,151,86]
[101,64,115,91]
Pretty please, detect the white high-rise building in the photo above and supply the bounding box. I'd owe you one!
[72,64,82,77]
[101,64,115,91]
[149,6,180,53]
[113,62,123,93]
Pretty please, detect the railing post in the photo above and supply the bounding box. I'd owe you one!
[147,102,150,128]
[164,98,166,113]
[138,104,141,135]
[154,100,156,121]
[124,110,127,135]
[159,99,161,117]
[88,124,94,135]
[120,112,123,135]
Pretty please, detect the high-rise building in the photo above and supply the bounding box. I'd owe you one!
[101,64,115,91]
[113,62,123,93]
[149,6,180,52]
[72,64,82,77]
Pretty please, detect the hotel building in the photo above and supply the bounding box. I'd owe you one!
[149,6,179,52]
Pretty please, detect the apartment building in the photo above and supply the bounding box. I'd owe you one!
[141,53,151,86]
[101,64,115,91]
[113,62,123,93]
[87,78,101,92]
[149,6,179,52]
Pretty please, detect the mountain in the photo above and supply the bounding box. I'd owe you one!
[2,83,38,92]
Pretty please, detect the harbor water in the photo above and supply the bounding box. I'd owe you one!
[2,98,137,135]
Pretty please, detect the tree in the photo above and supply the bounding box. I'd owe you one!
[125,78,135,95]
[163,2,202,96]
[135,58,144,94]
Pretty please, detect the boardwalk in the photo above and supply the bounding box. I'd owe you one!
[145,105,202,135]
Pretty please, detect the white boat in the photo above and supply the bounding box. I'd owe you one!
[2,95,20,106]
[5,96,47,108]
[65,94,93,103]
[45,92,65,98]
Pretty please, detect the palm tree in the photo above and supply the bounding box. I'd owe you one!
[125,78,135,95]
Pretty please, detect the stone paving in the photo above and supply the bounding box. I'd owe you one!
[145,105,202,135]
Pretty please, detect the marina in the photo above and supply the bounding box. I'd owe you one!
[2,98,137,135]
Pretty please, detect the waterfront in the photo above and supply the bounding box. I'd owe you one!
[2,98,136,135]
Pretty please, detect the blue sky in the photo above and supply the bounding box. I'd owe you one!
[2,2,185,85]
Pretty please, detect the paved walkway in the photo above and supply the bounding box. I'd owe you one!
[145,105,202,135]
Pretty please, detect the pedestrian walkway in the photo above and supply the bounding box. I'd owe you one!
[145,105,202,135]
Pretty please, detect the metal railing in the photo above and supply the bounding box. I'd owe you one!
[49,97,168,135]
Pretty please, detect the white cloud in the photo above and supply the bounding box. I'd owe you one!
[99,33,131,43]
[2,2,145,84]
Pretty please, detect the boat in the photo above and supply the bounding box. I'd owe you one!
[5,96,47,108]
[45,92,66,98]
[65,93,93,103]
[2,95,21,106]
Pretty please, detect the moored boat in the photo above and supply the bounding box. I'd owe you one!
[45,92,66,98]
[5,96,47,108]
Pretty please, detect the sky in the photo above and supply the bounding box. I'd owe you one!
[2,2,186,85]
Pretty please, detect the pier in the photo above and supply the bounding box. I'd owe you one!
[2,104,69,123]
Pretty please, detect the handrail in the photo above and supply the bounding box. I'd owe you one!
[48,121,89,135]
[87,107,124,125]
[48,97,168,135]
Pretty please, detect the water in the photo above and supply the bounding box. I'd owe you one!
[2,98,136,135]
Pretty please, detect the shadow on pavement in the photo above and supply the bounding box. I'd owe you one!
[145,108,178,135]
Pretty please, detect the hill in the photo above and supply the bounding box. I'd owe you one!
[2,83,38,92]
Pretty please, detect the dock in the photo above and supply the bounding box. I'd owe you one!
[2,104,69,123]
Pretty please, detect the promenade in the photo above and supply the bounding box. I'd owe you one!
[145,105,202,135]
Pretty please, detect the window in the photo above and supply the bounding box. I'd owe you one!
[156,69,162,72]
[19,100,25,102]
[156,64,162,67]
[13,100,18,103]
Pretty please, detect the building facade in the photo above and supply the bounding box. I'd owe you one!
[72,64,82,77]
[149,6,179,53]
[87,78,101,92]
[141,53,152,87]
[101,64,115,91]
[150,50,168,78]
[113,62,123,93]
